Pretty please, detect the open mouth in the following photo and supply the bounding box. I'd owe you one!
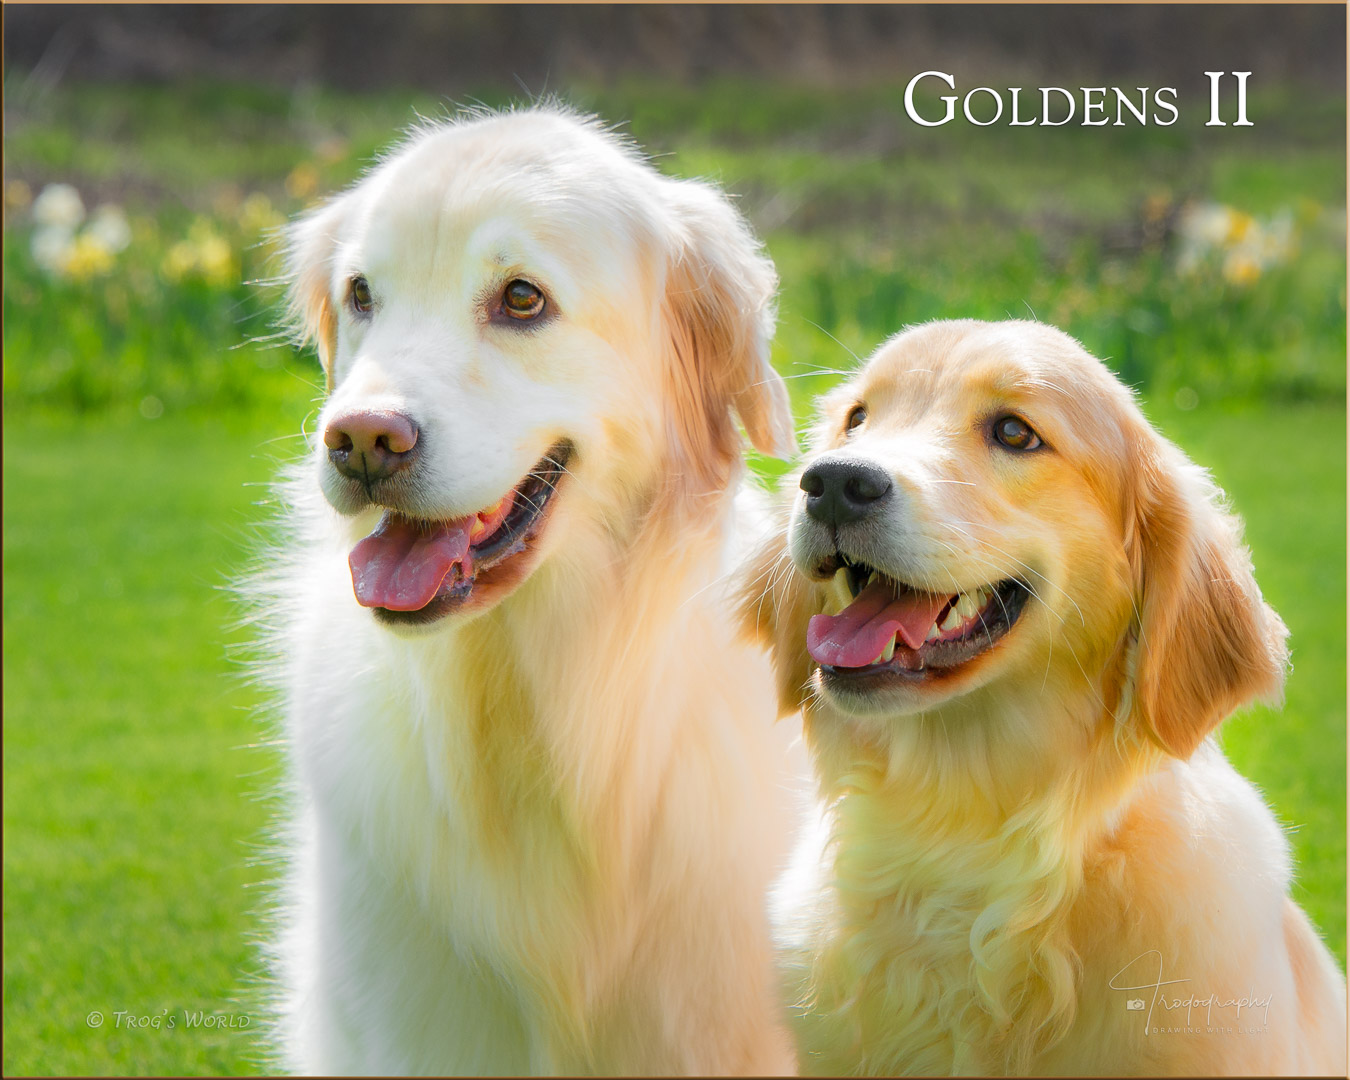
[348,441,572,626]
[807,556,1030,686]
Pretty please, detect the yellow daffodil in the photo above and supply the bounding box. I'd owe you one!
[285,163,320,200]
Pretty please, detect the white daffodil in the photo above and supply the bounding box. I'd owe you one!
[31,225,76,274]
[32,183,86,230]
[86,205,133,254]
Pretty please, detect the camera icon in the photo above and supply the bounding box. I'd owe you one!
[1125,999,1146,1011]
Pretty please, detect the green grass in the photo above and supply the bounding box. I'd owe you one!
[2,401,1342,1075]
[2,73,1344,1074]
[1,411,300,1076]
[1158,403,1346,962]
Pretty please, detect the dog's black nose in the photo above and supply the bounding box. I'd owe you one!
[800,458,893,527]
[324,409,420,484]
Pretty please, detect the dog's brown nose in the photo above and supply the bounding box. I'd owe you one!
[324,409,420,484]
[801,458,892,527]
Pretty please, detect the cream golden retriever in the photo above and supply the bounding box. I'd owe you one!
[264,106,803,1074]
[741,319,1346,1075]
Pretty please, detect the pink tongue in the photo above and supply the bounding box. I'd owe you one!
[807,579,953,669]
[349,513,476,611]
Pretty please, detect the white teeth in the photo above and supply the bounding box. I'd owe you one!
[828,568,853,613]
[933,587,993,636]
[925,623,941,642]
[875,634,897,664]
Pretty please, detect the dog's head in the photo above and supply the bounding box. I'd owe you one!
[284,107,793,631]
[744,319,1287,761]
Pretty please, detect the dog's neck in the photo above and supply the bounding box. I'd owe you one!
[366,483,752,1062]
[410,480,743,842]
[800,669,1159,1073]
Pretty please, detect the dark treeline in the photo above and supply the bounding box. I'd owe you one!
[4,5,1344,94]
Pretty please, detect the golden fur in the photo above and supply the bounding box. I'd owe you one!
[265,107,802,1074]
[743,319,1346,1075]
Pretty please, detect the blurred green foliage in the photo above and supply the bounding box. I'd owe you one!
[3,77,1345,414]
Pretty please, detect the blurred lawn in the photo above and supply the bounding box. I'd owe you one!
[2,414,288,1077]
[4,402,1342,1076]
[2,75,1345,1075]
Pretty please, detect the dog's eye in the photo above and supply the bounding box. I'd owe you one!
[502,280,546,321]
[845,405,867,434]
[350,276,374,314]
[993,415,1042,451]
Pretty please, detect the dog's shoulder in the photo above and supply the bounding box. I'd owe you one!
[1091,741,1292,917]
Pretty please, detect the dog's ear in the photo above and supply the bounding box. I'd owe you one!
[662,180,796,476]
[1127,432,1288,758]
[282,195,351,392]
[737,511,820,716]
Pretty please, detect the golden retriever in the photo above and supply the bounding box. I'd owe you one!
[265,106,803,1074]
[741,319,1346,1075]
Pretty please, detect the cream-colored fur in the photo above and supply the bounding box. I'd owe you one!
[263,106,803,1074]
[743,319,1346,1076]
